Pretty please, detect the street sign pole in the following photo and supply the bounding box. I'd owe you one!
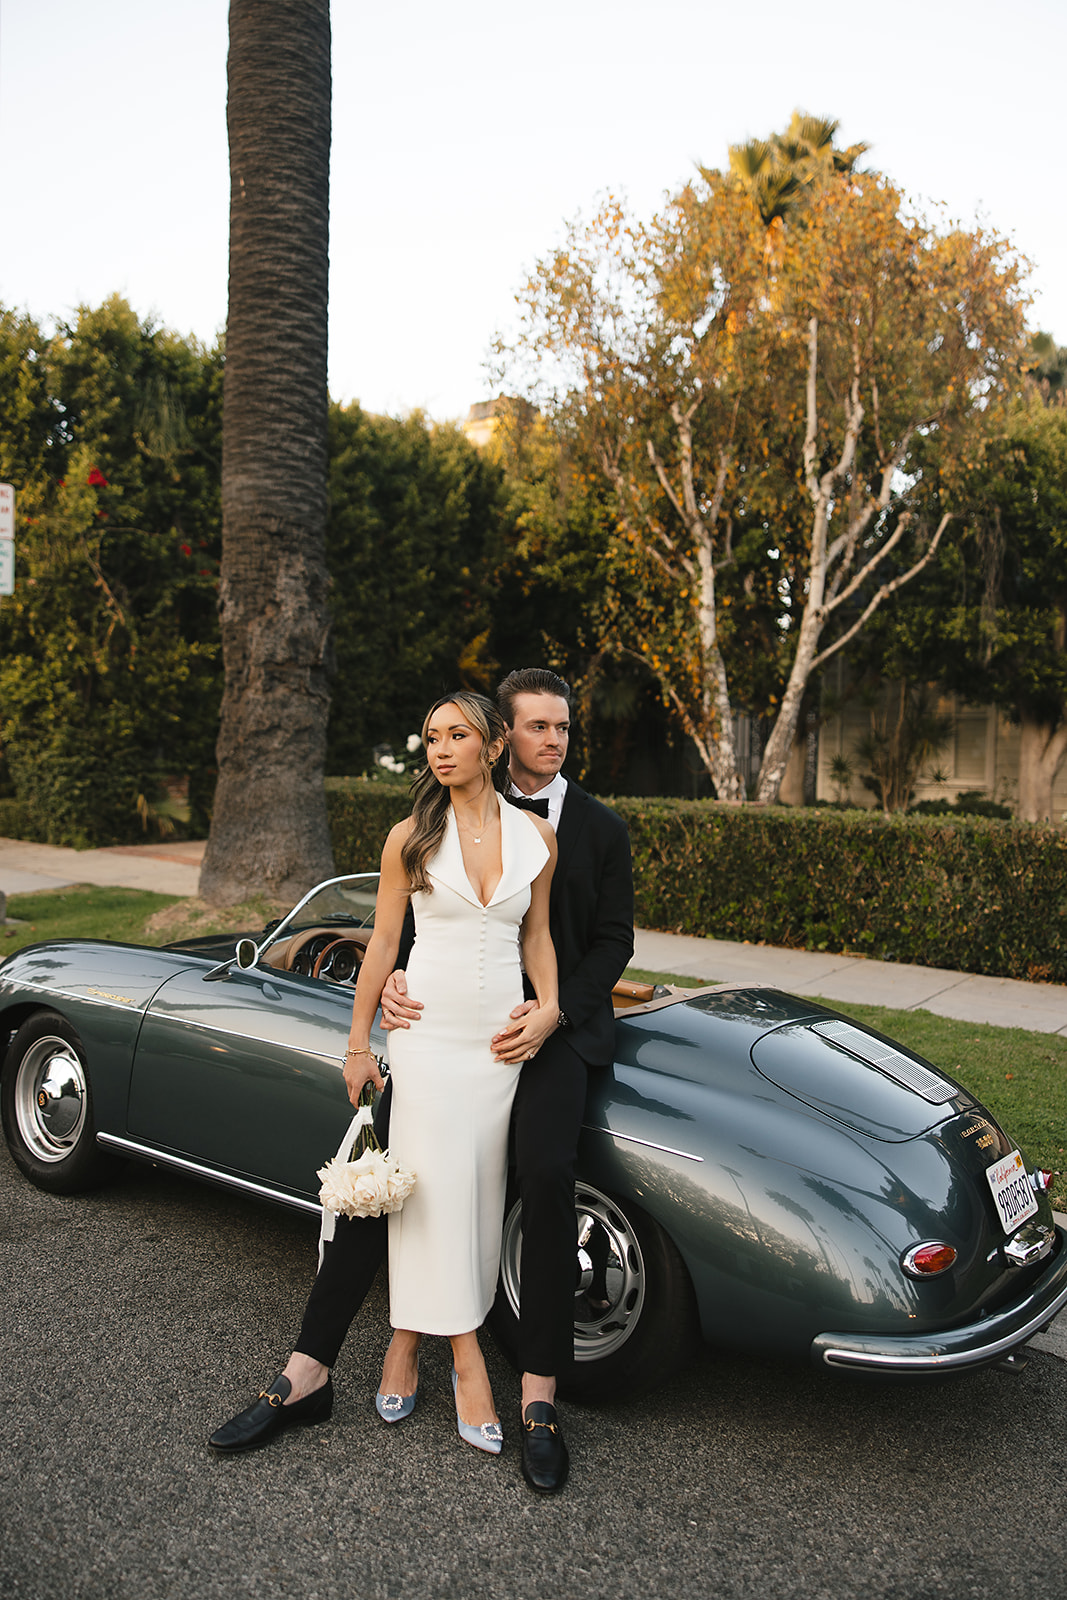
[0,482,15,596]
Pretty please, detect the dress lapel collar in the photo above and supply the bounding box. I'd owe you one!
[426,801,548,909]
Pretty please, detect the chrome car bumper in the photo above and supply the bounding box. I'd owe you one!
[812,1225,1067,1373]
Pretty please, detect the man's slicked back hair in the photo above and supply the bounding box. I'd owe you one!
[496,668,573,728]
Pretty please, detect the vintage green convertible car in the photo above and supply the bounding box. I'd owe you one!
[3,873,1066,1395]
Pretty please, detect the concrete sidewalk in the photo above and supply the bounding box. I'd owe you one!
[631,928,1067,1036]
[0,836,205,898]
[4,834,1067,1035]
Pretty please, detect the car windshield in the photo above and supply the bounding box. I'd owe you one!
[261,873,379,953]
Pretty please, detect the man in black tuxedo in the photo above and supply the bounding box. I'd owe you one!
[478,669,634,1488]
[209,669,634,1495]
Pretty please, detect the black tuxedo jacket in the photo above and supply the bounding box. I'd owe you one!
[543,780,634,1067]
[396,781,634,1069]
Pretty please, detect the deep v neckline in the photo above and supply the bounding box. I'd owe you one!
[451,806,503,907]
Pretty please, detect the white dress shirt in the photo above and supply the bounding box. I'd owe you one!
[508,771,568,834]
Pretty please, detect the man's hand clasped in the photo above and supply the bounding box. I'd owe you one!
[380,970,556,1064]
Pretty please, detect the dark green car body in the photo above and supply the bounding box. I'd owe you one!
[3,874,1065,1394]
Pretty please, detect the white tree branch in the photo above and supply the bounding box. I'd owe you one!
[810,513,952,671]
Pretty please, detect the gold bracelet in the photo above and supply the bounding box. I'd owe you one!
[345,1046,375,1059]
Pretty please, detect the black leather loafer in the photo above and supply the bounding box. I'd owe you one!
[521,1401,569,1493]
[208,1373,334,1452]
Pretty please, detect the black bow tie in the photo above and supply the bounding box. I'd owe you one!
[506,793,550,817]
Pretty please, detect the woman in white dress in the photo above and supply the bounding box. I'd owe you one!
[341,691,558,1452]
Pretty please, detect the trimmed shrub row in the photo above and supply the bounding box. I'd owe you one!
[5,780,1061,984]
[610,799,1067,985]
[0,798,32,841]
[326,783,413,873]
[327,786,1067,984]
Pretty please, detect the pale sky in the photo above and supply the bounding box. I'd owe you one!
[2,1,1064,423]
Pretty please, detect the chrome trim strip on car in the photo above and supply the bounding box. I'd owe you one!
[0,976,144,1011]
[139,1011,344,1067]
[815,1275,1067,1371]
[96,1134,322,1215]
[811,1019,958,1104]
[583,1124,704,1162]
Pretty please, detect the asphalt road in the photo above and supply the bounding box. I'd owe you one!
[3,1143,1067,1600]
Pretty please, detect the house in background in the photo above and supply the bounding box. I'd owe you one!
[462,400,503,449]
[813,658,1067,819]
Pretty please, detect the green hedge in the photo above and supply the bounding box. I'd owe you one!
[610,799,1067,984]
[326,782,413,872]
[326,786,1067,981]
[0,798,32,841]
[6,776,1060,983]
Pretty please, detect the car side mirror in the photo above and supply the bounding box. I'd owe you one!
[234,938,259,970]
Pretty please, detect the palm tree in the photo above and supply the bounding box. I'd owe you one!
[199,0,335,905]
[726,111,868,227]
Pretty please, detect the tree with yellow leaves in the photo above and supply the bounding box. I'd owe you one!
[500,116,1028,802]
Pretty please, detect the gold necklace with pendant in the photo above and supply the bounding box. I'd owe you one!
[456,805,497,845]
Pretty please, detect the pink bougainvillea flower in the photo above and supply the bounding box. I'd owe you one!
[87,467,109,487]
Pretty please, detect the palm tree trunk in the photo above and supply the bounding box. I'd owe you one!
[200,0,335,905]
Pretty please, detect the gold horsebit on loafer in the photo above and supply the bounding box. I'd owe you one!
[524,1417,558,1433]
[260,1391,284,1408]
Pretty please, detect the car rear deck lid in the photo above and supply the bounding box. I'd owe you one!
[810,1020,957,1105]
[752,1020,960,1141]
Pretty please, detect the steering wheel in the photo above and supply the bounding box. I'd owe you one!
[313,938,365,983]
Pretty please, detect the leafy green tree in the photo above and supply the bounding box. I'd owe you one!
[858,399,1067,821]
[0,298,223,845]
[1021,331,1067,403]
[325,404,513,769]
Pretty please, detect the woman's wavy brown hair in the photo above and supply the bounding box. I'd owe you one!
[401,691,508,893]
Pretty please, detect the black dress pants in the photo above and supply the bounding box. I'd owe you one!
[293,1037,588,1377]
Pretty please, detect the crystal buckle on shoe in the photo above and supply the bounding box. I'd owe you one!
[481,1423,503,1443]
[380,1393,405,1413]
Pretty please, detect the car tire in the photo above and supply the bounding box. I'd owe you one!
[490,1181,698,1400]
[1,1011,119,1193]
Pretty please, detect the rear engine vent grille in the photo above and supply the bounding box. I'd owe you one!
[811,1020,957,1104]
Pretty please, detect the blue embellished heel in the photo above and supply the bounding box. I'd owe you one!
[375,1385,418,1423]
[452,1367,502,1455]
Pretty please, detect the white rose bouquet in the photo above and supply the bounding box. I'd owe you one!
[317,1079,416,1219]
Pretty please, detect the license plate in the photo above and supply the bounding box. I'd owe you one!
[985,1150,1039,1234]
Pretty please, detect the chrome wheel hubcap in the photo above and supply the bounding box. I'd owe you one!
[15,1036,87,1161]
[500,1182,647,1364]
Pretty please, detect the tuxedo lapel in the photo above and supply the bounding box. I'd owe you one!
[554,781,588,880]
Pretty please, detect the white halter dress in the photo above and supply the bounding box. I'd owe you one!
[385,801,549,1335]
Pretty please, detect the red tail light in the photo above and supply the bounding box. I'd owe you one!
[901,1242,957,1278]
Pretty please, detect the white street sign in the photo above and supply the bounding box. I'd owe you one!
[0,539,13,596]
[0,483,13,540]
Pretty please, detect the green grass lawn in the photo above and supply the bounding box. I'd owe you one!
[2,885,183,956]
[2,883,284,960]
[3,896,1063,1211]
